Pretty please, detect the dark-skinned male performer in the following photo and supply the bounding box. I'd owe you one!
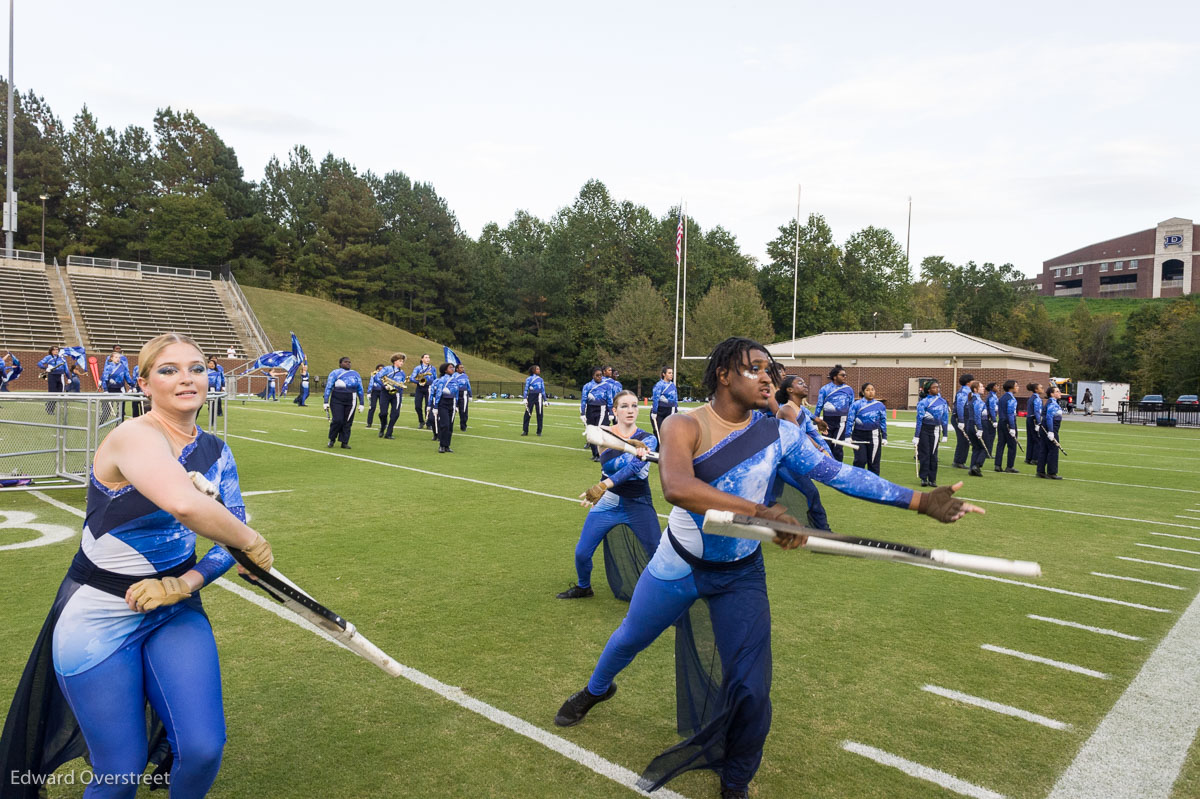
[553,337,983,799]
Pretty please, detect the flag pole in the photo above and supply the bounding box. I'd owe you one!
[906,195,912,269]
[672,201,682,381]
[791,184,801,360]
[681,202,688,358]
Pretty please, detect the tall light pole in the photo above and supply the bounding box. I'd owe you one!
[4,0,12,258]
[39,191,46,255]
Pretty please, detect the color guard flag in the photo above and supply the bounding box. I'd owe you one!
[284,332,307,392]
[443,346,461,367]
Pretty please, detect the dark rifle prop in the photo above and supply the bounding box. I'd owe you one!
[702,510,1042,578]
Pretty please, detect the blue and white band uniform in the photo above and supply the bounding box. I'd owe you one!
[1038,396,1063,476]
[324,368,364,404]
[324,368,364,445]
[0,353,21,390]
[651,379,678,414]
[916,394,949,436]
[573,429,661,599]
[814,382,854,460]
[104,360,135,391]
[844,398,887,473]
[580,380,613,415]
[953,385,972,466]
[523,375,546,435]
[38,353,69,375]
[994,390,1019,470]
[1026,393,1044,464]
[915,393,949,483]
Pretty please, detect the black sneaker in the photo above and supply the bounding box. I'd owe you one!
[952,463,967,469]
[920,479,929,487]
[1049,474,1063,480]
[385,434,394,439]
[556,584,594,600]
[327,440,334,448]
[341,443,351,450]
[379,431,385,438]
[969,467,982,476]
[1005,468,1019,474]
[994,467,1004,472]
[438,447,446,453]
[928,481,937,487]
[721,788,749,799]
[521,431,529,436]
[1036,472,1048,479]
[554,684,616,727]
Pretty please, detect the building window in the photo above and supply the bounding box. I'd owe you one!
[1100,263,1108,272]
[1054,268,1061,278]
[1035,283,1042,290]
[1129,260,1138,270]
[1114,261,1123,271]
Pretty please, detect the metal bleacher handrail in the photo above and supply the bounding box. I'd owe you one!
[2,248,45,263]
[66,255,211,280]
[219,266,271,354]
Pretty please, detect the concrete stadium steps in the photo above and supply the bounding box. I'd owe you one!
[0,263,65,350]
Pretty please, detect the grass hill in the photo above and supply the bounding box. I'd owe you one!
[1038,296,1183,337]
[241,286,525,382]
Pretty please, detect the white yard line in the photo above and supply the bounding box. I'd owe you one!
[903,563,1172,613]
[1136,543,1200,556]
[1047,574,1200,799]
[1150,532,1200,543]
[1176,515,1200,521]
[841,741,1006,799]
[921,685,1070,730]
[28,492,688,799]
[955,499,1200,531]
[1091,573,1184,590]
[1025,615,1142,641]
[241,490,296,497]
[1116,557,1200,573]
[979,644,1109,679]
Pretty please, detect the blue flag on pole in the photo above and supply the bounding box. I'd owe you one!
[61,346,86,365]
[283,332,306,392]
[250,351,296,371]
[443,346,461,367]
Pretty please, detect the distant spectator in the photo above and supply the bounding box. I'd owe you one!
[1082,388,1094,416]
[226,344,237,359]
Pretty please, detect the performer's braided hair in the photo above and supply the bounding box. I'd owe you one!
[702,337,776,399]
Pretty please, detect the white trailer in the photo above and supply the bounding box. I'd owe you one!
[1076,380,1129,414]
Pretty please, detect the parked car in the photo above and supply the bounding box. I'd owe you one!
[1138,394,1164,409]
[1178,394,1199,405]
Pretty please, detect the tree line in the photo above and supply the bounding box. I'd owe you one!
[3,82,1195,397]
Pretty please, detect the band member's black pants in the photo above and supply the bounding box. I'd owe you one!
[329,390,358,445]
[524,392,544,435]
[994,422,1017,470]
[917,424,941,482]
[414,385,430,426]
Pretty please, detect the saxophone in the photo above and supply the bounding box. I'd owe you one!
[381,374,405,394]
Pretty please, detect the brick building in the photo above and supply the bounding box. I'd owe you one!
[1041,217,1199,299]
[766,326,1057,410]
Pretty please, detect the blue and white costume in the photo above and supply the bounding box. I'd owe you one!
[523,374,546,435]
[650,379,678,437]
[914,393,949,484]
[0,353,21,391]
[573,429,661,600]
[39,352,70,408]
[581,378,613,458]
[984,390,999,457]
[586,408,916,793]
[410,363,437,427]
[844,397,887,474]
[965,392,987,471]
[0,426,243,799]
[377,364,406,438]
[769,403,831,530]
[602,377,623,423]
[265,373,277,401]
[1025,393,1044,465]
[432,372,467,450]
[293,371,311,407]
[1038,396,1063,477]
[456,373,472,431]
[994,390,1018,471]
[814,381,854,462]
[206,364,226,422]
[953,384,972,467]
[324,367,364,447]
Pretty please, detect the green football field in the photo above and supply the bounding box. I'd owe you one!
[3,400,1200,799]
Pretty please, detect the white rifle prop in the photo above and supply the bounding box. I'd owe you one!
[583,425,659,463]
[702,509,1041,578]
[823,435,860,451]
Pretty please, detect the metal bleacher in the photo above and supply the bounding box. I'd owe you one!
[68,269,242,356]
[0,264,64,349]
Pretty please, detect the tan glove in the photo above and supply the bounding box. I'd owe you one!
[128,576,192,612]
[581,482,608,505]
[917,485,966,523]
[187,470,220,500]
[753,503,805,549]
[814,418,829,435]
[241,532,274,571]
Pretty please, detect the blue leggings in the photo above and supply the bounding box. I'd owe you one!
[588,556,772,790]
[574,498,660,588]
[56,607,225,798]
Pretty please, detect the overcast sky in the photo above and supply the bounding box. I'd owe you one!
[14,1,1200,276]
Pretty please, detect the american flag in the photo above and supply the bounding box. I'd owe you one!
[675,213,684,265]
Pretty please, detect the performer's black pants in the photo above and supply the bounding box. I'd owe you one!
[585,403,604,457]
[366,388,381,426]
[524,392,544,434]
[1025,415,1041,464]
[917,424,941,482]
[458,394,469,430]
[1037,424,1060,476]
[851,427,881,474]
[414,385,430,425]
[101,385,124,424]
[824,415,846,462]
[328,390,358,444]
[994,421,1017,470]
[953,413,970,466]
[45,372,66,413]
[437,396,456,449]
[380,393,400,436]
[982,421,996,460]
[966,423,987,470]
[652,406,675,438]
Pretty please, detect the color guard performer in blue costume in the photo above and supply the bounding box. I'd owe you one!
[38,346,70,412]
[0,333,275,799]
[994,380,1019,473]
[844,383,888,475]
[964,380,988,477]
[0,350,22,391]
[581,368,612,461]
[557,390,661,601]
[1037,384,1064,480]
[292,363,311,407]
[205,357,225,417]
[553,338,983,799]
[522,365,545,436]
[650,366,678,437]
[913,380,949,487]
[772,375,831,530]
[952,373,974,469]
[410,354,436,428]
[455,363,472,431]
[265,372,277,401]
[814,364,854,462]
[1025,382,1044,466]
[323,357,364,449]
[602,367,623,425]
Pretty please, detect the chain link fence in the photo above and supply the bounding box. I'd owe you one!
[0,392,226,491]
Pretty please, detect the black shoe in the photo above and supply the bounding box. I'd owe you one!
[379,431,385,438]
[994,467,1004,472]
[444,447,453,453]
[591,455,600,462]
[537,432,542,436]
[521,431,529,436]
[385,434,394,440]
[418,423,424,429]
[556,584,594,600]
[1036,472,1047,478]
[554,684,616,727]
[969,467,982,476]
[920,479,928,487]
[438,447,446,453]
[327,440,334,448]
[952,463,967,469]
[928,481,937,487]
[1005,468,1019,474]
[720,788,749,799]
[366,425,372,429]
[341,443,351,450]
[1049,474,1063,480]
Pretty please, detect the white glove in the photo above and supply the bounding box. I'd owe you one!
[580,414,586,424]
[956,423,965,432]
[911,437,919,446]
[1009,429,1017,438]
[1046,431,1056,442]
[941,436,948,443]
[882,439,888,446]
[322,403,330,411]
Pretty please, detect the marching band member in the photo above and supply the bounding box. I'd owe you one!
[39,346,70,412]
[558,390,660,601]
[205,357,225,419]
[1025,382,1044,466]
[964,381,987,477]
[650,366,678,437]
[0,350,22,391]
[913,380,949,487]
[773,375,831,530]
[377,353,406,439]
[0,333,274,799]
[553,337,983,799]
[431,363,465,453]
[324,357,364,449]
[581,368,612,461]
[455,363,472,431]
[1038,384,1064,480]
[522,365,546,436]
[814,364,854,462]
[983,382,999,461]
[365,364,385,428]
[602,366,623,425]
[293,363,311,407]
[411,354,436,428]
[994,380,1019,473]
[952,373,974,470]
[844,382,887,475]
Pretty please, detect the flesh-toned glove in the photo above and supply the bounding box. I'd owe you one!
[814,418,829,435]
[580,482,608,506]
[128,576,191,612]
[917,485,967,523]
[753,503,805,549]
[911,437,919,446]
[240,532,274,572]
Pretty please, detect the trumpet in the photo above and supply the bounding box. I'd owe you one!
[381,373,405,394]
[415,374,428,387]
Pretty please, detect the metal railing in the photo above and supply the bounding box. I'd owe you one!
[66,255,211,280]
[0,391,227,491]
[1116,400,1200,428]
[52,257,86,346]
[1,248,45,263]
[220,267,272,354]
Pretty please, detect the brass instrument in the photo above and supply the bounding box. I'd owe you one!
[415,373,428,387]
[381,373,405,394]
